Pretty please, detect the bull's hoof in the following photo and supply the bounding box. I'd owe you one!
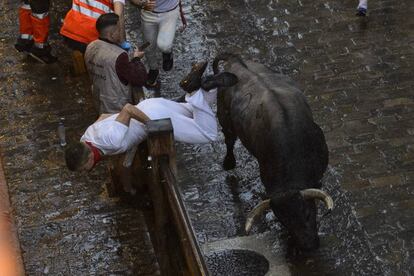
[223,155,236,170]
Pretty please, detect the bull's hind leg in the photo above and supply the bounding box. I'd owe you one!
[223,132,237,170]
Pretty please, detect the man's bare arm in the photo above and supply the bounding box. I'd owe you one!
[115,103,150,126]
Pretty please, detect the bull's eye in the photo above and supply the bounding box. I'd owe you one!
[183,80,188,84]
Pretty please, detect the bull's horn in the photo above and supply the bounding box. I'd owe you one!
[245,199,271,234]
[300,189,334,211]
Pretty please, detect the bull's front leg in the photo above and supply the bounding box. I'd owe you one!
[217,90,237,170]
[223,133,237,170]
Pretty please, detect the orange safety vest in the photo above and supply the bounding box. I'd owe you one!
[60,0,114,44]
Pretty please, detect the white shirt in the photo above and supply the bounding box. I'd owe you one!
[80,89,217,156]
[81,115,146,155]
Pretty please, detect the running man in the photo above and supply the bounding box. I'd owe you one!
[131,0,186,88]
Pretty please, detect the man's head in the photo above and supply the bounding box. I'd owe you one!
[96,13,121,44]
[65,142,94,171]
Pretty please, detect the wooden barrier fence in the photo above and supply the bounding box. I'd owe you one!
[108,118,209,276]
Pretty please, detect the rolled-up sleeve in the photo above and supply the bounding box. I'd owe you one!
[115,52,148,87]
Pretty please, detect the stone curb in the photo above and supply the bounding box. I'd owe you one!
[0,149,25,276]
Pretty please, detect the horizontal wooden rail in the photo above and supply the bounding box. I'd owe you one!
[160,159,209,276]
[146,119,210,276]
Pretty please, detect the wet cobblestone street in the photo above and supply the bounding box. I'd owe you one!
[0,1,159,275]
[175,0,414,275]
[1,0,414,275]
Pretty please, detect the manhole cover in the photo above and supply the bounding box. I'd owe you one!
[206,249,269,276]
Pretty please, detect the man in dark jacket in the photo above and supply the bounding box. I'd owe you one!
[84,13,148,114]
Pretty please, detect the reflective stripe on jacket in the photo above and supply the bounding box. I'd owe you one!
[60,0,114,44]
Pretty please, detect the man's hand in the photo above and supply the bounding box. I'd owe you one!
[142,0,156,11]
[133,49,145,59]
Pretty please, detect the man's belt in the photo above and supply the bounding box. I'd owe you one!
[151,4,178,14]
[148,1,187,29]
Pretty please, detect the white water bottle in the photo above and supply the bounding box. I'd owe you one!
[57,118,67,147]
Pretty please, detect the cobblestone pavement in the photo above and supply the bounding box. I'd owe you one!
[0,0,413,275]
[0,1,159,275]
[174,0,414,275]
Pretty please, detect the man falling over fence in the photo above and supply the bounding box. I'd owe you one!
[64,61,238,173]
[130,0,187,88]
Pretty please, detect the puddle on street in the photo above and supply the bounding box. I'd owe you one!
[206,249,270,276]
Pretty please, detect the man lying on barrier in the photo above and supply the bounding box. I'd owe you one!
[65,61,238,173]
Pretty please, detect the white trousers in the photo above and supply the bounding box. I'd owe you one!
[141,7,179,70]
[358,0,368,9]
[81,89,218,156]
[137,88,218,143]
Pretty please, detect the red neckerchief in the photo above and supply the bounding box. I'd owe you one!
[85,141,102,168]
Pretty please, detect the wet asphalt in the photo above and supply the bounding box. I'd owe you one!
[0,0,413,275]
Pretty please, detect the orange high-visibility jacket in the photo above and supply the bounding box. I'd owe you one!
[60,0,115,44]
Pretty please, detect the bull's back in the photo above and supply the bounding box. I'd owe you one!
[222,60,328,185]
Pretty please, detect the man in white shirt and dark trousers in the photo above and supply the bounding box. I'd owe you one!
[132,0,185,88]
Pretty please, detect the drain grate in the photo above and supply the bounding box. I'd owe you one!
[205,249,269,276]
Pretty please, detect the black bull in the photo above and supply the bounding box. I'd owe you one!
[214,53,333,251]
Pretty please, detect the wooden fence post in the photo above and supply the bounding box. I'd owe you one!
[106,118,210,275]
[146,119,209,276]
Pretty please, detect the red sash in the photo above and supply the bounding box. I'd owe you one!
[85,141,102,168]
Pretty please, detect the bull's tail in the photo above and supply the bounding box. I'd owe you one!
[213,52,248,74]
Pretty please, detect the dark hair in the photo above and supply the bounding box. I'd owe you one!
[96,13,119,33]
[65,142,90,171]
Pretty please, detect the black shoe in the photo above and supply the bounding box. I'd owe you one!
[356,7,367,16]
[15,38,34,52]
[162,52,173,71]
[145,69,159,88]
[201,72,239,91]
[29,45,57,64]
[179,61,208,93]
